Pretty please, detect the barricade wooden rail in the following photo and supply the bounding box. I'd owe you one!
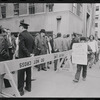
[0,50,72,97]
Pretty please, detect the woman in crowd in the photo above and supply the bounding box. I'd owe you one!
[94,34,99,63]
[88,35,97,68]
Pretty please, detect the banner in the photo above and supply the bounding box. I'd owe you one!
[72,43,87,65]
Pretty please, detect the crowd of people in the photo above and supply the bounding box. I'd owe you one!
[0,19,100,96]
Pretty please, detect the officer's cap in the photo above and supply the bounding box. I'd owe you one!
[19,19,29,27]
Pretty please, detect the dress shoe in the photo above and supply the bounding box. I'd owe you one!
[25,87,31,92]
[19,90,24,96]
[42,67,47,71]
[42,68,47,71]
[54,68,57,71]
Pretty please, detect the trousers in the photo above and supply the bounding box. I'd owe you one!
[75,64,87,80]
[18,67,31,92]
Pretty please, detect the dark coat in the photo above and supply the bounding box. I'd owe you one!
[7,35,16,54]
[0,34,9,61]
[49,38,54,53]
[35,35,48,55]
[70,38,79,49]
[18,30,35,58]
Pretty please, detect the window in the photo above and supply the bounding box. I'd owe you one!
[95,23,98,27]
[77,3,82,17]
[95,15,99,19]
[46,3,54,12]
[96,6,99,11]
[14,3,19,15]
[1,6,6,18]
[29,3,35,14]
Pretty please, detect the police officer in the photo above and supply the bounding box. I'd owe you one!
[18,20,35,96]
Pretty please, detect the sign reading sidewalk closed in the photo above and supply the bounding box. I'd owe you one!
[72,43,87,65]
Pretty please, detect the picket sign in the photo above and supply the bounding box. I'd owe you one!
[0,50,72,97]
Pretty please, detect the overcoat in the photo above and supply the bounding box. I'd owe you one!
[18,30,35,58]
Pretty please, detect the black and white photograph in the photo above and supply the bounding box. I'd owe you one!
[0,3,99,98]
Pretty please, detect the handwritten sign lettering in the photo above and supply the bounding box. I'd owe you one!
[72,43,87,65]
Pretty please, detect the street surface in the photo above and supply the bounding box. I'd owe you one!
[1,61,100,97]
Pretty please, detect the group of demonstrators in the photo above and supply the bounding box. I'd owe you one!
[72,34,100,83]
[0,19,100,96]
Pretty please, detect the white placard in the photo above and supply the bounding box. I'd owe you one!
[72,43,87,65]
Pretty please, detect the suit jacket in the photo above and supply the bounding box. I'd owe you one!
[18,30,35,58]
[35,35,48,55]
[70,38,79,49]
[49,38,54,53]
[7,35,16,54]
[63,38,69,51]
[66,37,71,50]
[54,37,65,52]
[0,34,9,61]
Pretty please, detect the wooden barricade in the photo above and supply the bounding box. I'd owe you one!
[0,50,72,97]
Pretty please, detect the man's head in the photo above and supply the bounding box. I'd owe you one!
[57,32,61,38]
[2,28,8,35]
[72,33,76,39]
[63,34,66,38]
[66,34,70,38]
[7,29,11,36]
[19,19,29,32]
[89,35,94,41]
[40,29,46,37]
[80,37,86,43]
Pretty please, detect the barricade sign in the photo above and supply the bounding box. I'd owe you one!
[0,50,72,97]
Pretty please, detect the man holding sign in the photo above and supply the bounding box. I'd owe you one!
[72,37,92,82]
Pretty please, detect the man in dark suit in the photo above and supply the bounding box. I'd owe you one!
[7,29,16,60]
[0,27,11,88]
[18,20,35,96]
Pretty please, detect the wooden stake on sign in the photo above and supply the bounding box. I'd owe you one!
[3,63,20,97]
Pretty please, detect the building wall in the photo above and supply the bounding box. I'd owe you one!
[68,11,83,35]
[95,3,100,38]
[0,3,95,38]
[6,3,14,17]
[53,3,71,12]
[19,3,27,15]
[35,3,44,13]
[82,3,95,37]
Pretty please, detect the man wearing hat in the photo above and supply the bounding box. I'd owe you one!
[35,29,48,71]
[18,20,35,96]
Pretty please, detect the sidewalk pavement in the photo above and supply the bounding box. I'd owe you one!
[1,61,100,97]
